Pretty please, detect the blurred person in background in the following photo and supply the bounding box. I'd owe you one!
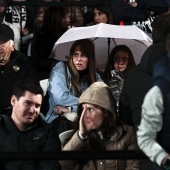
[31,5,70,80]
[0,0,20,51]
[93,1,113,25]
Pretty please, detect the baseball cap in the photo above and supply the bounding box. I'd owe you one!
[0,24,14,43]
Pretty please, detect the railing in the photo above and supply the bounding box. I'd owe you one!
[8,0,103,7]
[0,151,148,161]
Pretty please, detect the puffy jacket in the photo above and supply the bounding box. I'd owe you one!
[60,82,139,170]
[0,112,61,170]
[60,124,139,170]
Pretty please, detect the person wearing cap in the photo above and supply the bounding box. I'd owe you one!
[0,23,38,113]
[59,82,139,170]
[0,0,21,51]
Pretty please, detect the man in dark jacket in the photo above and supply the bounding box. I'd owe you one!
[0,79,61,170]
[119,12,170,170]
[0,23,38,112]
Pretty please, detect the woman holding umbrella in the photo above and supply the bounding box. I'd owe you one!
[44,39,103,133]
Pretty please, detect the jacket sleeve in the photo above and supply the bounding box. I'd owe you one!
[137,86,168,166]
[96,73,104,82]
[109,0,150,24]
[48,62,78,112]
[136,0,169,14]
[59,132,87,170]
[39,124,61,170]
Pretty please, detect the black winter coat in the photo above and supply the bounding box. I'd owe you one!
[119,42,167,170]
[0,50,38,111]
[0,113,61,170]
[119,42,167,130]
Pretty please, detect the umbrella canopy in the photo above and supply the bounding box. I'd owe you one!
[50,23,152,68]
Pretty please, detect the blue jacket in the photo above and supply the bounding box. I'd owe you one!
[46,62,103,123]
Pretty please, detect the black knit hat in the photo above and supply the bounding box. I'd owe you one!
[0,24,14,43]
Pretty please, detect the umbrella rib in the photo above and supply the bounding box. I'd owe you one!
[133,39,147,46]
[111,38,117,46]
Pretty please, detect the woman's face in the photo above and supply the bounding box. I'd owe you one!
[72,46,88,71]
[113,51,129,72]
[94,8,108,24]
[61,14,70,29]
[82,103,104,130]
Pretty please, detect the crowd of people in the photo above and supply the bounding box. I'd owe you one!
[1,0,170,169]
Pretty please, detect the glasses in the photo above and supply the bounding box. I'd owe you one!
[114,56,129,63]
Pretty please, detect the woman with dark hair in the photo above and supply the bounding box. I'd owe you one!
[59,82,139,170]
[104,45,136,109]
[31,5,70,80]
[93,1,113,24]
[45,39,103,124]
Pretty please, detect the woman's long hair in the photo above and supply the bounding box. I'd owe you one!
[67,39,97,97]
[41,6,68,36]
[104,45,136,83]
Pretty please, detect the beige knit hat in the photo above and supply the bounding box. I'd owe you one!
[78,82,116,115]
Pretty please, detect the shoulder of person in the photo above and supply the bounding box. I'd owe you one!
[0,114,9,125]
[12,52,30,65]
[53,61,67,71]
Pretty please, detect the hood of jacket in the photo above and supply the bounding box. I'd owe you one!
[140,42,167,75]
[78,82,116,116]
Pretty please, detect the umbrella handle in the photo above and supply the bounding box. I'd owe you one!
[107,38,111,80]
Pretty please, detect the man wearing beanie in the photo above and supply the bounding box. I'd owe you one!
[0,0,20,51]
[0,23,38,113]
[59,82,139,170]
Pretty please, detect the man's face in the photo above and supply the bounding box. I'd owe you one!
[0,40,14,65]
[11,91,42,127]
